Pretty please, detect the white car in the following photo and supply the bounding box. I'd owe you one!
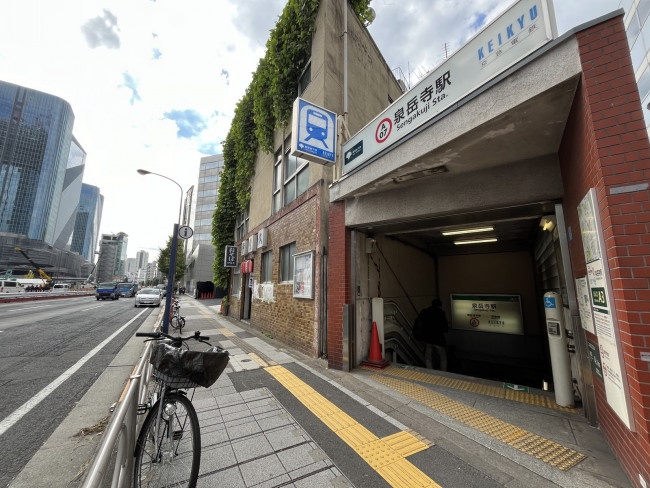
[134,288,162,308]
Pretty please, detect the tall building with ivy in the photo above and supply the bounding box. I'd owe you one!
[216,0,401,358]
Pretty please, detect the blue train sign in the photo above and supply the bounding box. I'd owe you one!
[291,98,337,166]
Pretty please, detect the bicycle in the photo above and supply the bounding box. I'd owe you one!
[169,298,186,330]
[133,330,229,488]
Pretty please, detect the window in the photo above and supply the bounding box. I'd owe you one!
[199,174,220,184]
[283,137,309,206]
[261,250,273,283]
[197,188,217,198]
[196,203,215,212]
[280,242,296,282]
[235,204,249,241]
[273,150,282,214]
[233,267,241,295]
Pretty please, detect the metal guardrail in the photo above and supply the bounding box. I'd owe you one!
[81,318,159,488]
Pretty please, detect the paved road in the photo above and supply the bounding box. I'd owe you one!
[0,296,155,487]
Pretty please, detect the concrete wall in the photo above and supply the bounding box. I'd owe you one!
[237,0,403,361]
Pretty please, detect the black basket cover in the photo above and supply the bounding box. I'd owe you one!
[150,343,230,388]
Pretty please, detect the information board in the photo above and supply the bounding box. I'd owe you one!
[577,188,633,430]
[450,294,524,335]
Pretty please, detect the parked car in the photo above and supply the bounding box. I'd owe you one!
[0,280,24,293]
[134,288,162,307]
[155,283,167,297]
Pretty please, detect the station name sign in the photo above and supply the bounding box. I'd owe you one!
[342,0,557,175]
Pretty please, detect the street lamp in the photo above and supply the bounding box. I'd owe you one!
[137,168,183,333]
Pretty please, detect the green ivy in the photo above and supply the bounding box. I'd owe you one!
[212,0,372,288]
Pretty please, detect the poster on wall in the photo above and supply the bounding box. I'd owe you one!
[450,294,524,335]
[577,188,633,430]
[575,276,595,334]
[293,251,314,299]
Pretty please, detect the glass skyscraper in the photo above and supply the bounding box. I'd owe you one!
[0,81,75,245]
[69,183,103,263]
[621,0,650,131]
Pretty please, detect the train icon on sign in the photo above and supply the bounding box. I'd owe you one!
[305,109,329,148]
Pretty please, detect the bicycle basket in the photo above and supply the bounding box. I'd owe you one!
[150,343,230,388]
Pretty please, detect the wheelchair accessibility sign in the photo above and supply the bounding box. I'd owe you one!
[544,296,556,308]
[291,98,337,166]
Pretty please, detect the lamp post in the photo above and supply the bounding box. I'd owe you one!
[137,169,182,333]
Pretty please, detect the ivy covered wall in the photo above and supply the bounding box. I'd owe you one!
[212,0,372,288]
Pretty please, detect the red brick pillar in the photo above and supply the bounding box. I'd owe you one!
[327,200,351,370]
[560,14,650,484]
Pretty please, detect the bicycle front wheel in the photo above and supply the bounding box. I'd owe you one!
[133,392,201,488]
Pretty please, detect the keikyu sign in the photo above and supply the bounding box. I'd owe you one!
[342,0,557,175]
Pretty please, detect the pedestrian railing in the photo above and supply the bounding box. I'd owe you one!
[81,317,159,488]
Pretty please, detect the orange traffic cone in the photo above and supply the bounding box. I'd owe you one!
[361,321,389,370]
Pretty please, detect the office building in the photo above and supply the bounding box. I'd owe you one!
[0,81,98,279]
[53,136,86,249]
[69,184,103,263]
[0,81,75,245]
[621,0,650,131]
[135,250,149,270]
[96,232,128,282]
[182,155,223,294]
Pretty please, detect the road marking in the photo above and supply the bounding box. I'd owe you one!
[0,309,147,438]
[80,304,106,312]
[5,303,59,312]
[266,365,438,488]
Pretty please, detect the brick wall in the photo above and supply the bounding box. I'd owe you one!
[228,182,323,357]
[327,200,351,370]
[559,15,650,486]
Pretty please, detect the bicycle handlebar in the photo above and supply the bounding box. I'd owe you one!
[136,330,210,342]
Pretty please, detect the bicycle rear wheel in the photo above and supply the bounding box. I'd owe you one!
[133,392,201,488]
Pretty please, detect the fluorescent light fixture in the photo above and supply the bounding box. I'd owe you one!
[442,226,494,236]
[454,238,498,245]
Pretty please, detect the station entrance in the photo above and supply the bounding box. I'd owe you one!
[350,201,573,392]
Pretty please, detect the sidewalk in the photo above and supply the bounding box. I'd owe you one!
[10,295,633,487]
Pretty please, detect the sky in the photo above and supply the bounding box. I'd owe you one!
[0,0,620,262]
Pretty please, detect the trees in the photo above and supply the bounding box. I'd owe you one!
[158,236,186,279]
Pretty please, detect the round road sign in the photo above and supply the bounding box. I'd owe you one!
[178,225,194,239]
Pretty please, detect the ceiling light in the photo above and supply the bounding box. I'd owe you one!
[442,226,494,236]
[454,238,498,245]
[539,216,556,232]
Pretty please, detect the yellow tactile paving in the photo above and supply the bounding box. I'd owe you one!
[264,365,438,488]
[372,374,586,471]
[368,366,578,413]
[247,353,268,367]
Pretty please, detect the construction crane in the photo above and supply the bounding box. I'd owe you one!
[14,248,54,289]
[86,263,97,284]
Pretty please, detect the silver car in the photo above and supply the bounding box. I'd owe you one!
[134,288,162,308]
